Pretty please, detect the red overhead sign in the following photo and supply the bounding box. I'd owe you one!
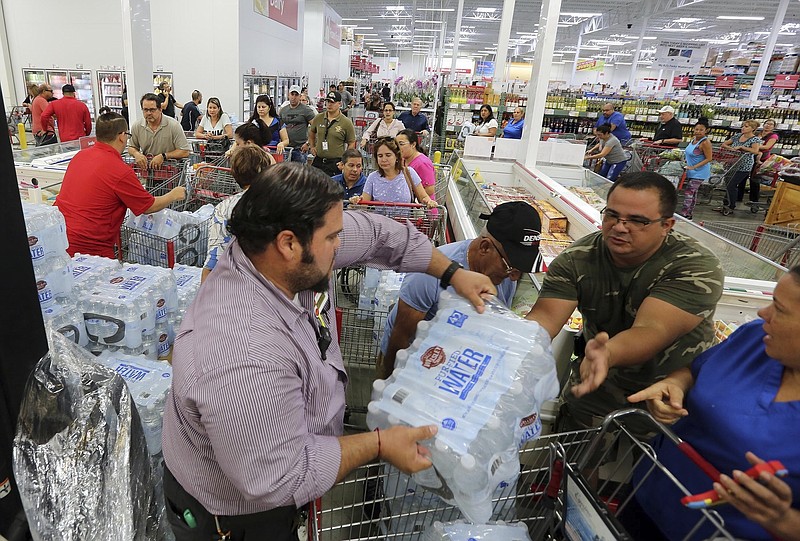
[254,0,299,30]
[672,76,689,88]
[773,74,799,90]
[715,76,736,89]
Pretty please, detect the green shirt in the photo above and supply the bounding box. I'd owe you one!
[540,230,724,418]
[309,112,355,159]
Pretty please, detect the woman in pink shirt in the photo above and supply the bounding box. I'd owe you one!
[396,129,437,202]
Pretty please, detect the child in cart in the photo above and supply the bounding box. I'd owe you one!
[623,266,800,541]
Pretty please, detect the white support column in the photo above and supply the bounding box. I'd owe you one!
[665,69,675,92]
[750,0,790,101]
[569,32,582,88]
[0,0,17,108]
[450,0,465,76]
[629,19,648,89]
[303,0,325,101]
[120,0,154,126]
[521,0,562,168]
[657,68,663,91]
[436,20,447,74]
[493,0,516,91]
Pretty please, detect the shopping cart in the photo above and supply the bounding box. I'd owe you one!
[432,162,451,205]
[309,409,735,540]
[701,221,800,269]
[335,202,447,429]
[190,164,241,207]
[678,147,749,207]
[7,106,30,143]
[122,154,186,188]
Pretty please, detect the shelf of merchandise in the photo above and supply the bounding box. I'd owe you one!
[276,75,305,107]
[152,72,173,94]
[242,75,278,120]
[433,87,508,163]
[98,70,126,113]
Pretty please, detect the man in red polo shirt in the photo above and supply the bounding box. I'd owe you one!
[40,84,92,142]
[55,112,186,258]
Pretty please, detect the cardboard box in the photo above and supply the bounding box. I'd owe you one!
[531,199,568,233]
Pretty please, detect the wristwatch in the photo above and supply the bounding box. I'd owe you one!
[439,260,463,290]
[161,152,167,161]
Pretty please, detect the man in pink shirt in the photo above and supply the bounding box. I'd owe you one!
[40,84,92,142]
[32,84,56,146]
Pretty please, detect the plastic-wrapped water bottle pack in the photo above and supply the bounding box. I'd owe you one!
[71,253,122,289]
[367,291,559,523]
[421,520,531,541]
[94,351,172,456]
[124,205,214,267]
[22,202,68,263]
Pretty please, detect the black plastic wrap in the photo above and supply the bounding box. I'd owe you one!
[12,331,166,540]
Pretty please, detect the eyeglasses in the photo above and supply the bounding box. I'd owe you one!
[142,107,159,113]
[396,140,410,147]
[487,239,521,279]
[600,207,670,230]
[119,131,131,137]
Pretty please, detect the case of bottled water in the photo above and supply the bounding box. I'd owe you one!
[173,264,202,317]
[33,254,74,308]
[22,202,68,263]
[124,205,213,267]
[42,302,88,346]
[79,265,172,350]
[71,253,122,289]
[421,520,531,541]
[94,352,172,455]
[367,291,559,523]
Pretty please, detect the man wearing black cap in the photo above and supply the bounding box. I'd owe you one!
[40,84,92,142]
[308,90,356,177]
[379,201,542,379]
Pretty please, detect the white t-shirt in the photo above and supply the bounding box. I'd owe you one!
[474,118,498,135]
[201,113,232,136]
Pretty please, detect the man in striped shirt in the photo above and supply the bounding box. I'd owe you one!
[162,163,496,540]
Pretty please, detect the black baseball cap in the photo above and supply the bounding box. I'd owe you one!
[61,84,76,93]
[326,90,342,102]
[479,201,542,273]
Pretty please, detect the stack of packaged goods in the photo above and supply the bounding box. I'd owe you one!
[79,264,177,360]
[95,351,173,456]
[172,264,203,329]
[368,291,559,524]
[123,204,214,267]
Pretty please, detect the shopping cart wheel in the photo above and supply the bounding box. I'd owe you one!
[750,205,759,214]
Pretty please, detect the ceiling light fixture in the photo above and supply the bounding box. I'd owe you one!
[560,12,601,17]
[417,7,455,11]
[674,17,701,23]
[717,15,764,20]
[476,7,496,12]
[416,20,444,23]
[386,5,404,10]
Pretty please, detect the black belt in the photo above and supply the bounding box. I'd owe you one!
[163,465,302,540]
[315,157,339,163]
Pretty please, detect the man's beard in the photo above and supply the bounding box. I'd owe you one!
[289,244,330,293]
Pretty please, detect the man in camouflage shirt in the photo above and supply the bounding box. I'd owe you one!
[526,172,723,431]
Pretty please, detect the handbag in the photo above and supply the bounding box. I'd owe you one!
[206,135,231,153]
[402,167,418,204]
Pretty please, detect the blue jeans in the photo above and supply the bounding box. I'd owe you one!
[600,160,627,182]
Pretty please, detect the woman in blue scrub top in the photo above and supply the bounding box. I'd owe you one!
[625,266,800,541]
[502,107,525,139]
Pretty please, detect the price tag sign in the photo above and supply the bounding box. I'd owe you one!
[545,109,555,115]
[646,115,660,123]
[730,121,743,128]
[679,118,690,125]
[773,74,799,90]
[635,115,647,121]
[710,119,723,126]
[568,111,579,117]
[715,76,736,89]
[624,114,635,120]
[450,103,459,109]
[588,112,598,118]
[777,123,789,130]
[461,104,473,110]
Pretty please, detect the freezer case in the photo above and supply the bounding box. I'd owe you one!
[153,72,173,93]
[22,69,46,92]
[46,70,69,99]
[97,71,126,113]
[69,70,95,116]
[242,75,277,120]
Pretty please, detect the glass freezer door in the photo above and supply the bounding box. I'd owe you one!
[153,72,173,93]
[97,71,125,112]
[22,69,46,90]
[69,70,95,116]
[46,71,69,99]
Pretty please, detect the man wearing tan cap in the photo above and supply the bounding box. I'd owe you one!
[651,105,683,147]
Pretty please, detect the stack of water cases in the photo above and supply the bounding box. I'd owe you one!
[368,291,559,523]
[124,205,214,267]
[172,264,203,328]
[22,203,86,346]
[360,267,406,342]
[95,351,172,456]
[422,520,531,541]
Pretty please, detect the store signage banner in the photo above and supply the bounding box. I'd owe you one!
[576,59,604,72]
[672,75,689,88]
[323,2,341,49]
[253,0,299,30]
[773,74,799,90]
[475,61,495,77]
[654,40,708,70]
[715,76,736,89]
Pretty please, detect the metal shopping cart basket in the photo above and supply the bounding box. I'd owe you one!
[683,147,749,207]
[309,409,735,540]
[701,221,800,269]
[122,154,187,189]
[190,164,241,207]
[335,202,447,430]
[432,162,451,204]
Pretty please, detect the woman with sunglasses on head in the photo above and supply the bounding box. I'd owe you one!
[740,118,780,206]
[396,129,436,203]
[360,102,405,149]
[349,137,435,207]
[195,97,233,141]
[248,94,289,148]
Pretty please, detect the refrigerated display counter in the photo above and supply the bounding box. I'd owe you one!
[14,142,82,204]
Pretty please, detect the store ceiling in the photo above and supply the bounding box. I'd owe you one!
[328,0,800,64]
